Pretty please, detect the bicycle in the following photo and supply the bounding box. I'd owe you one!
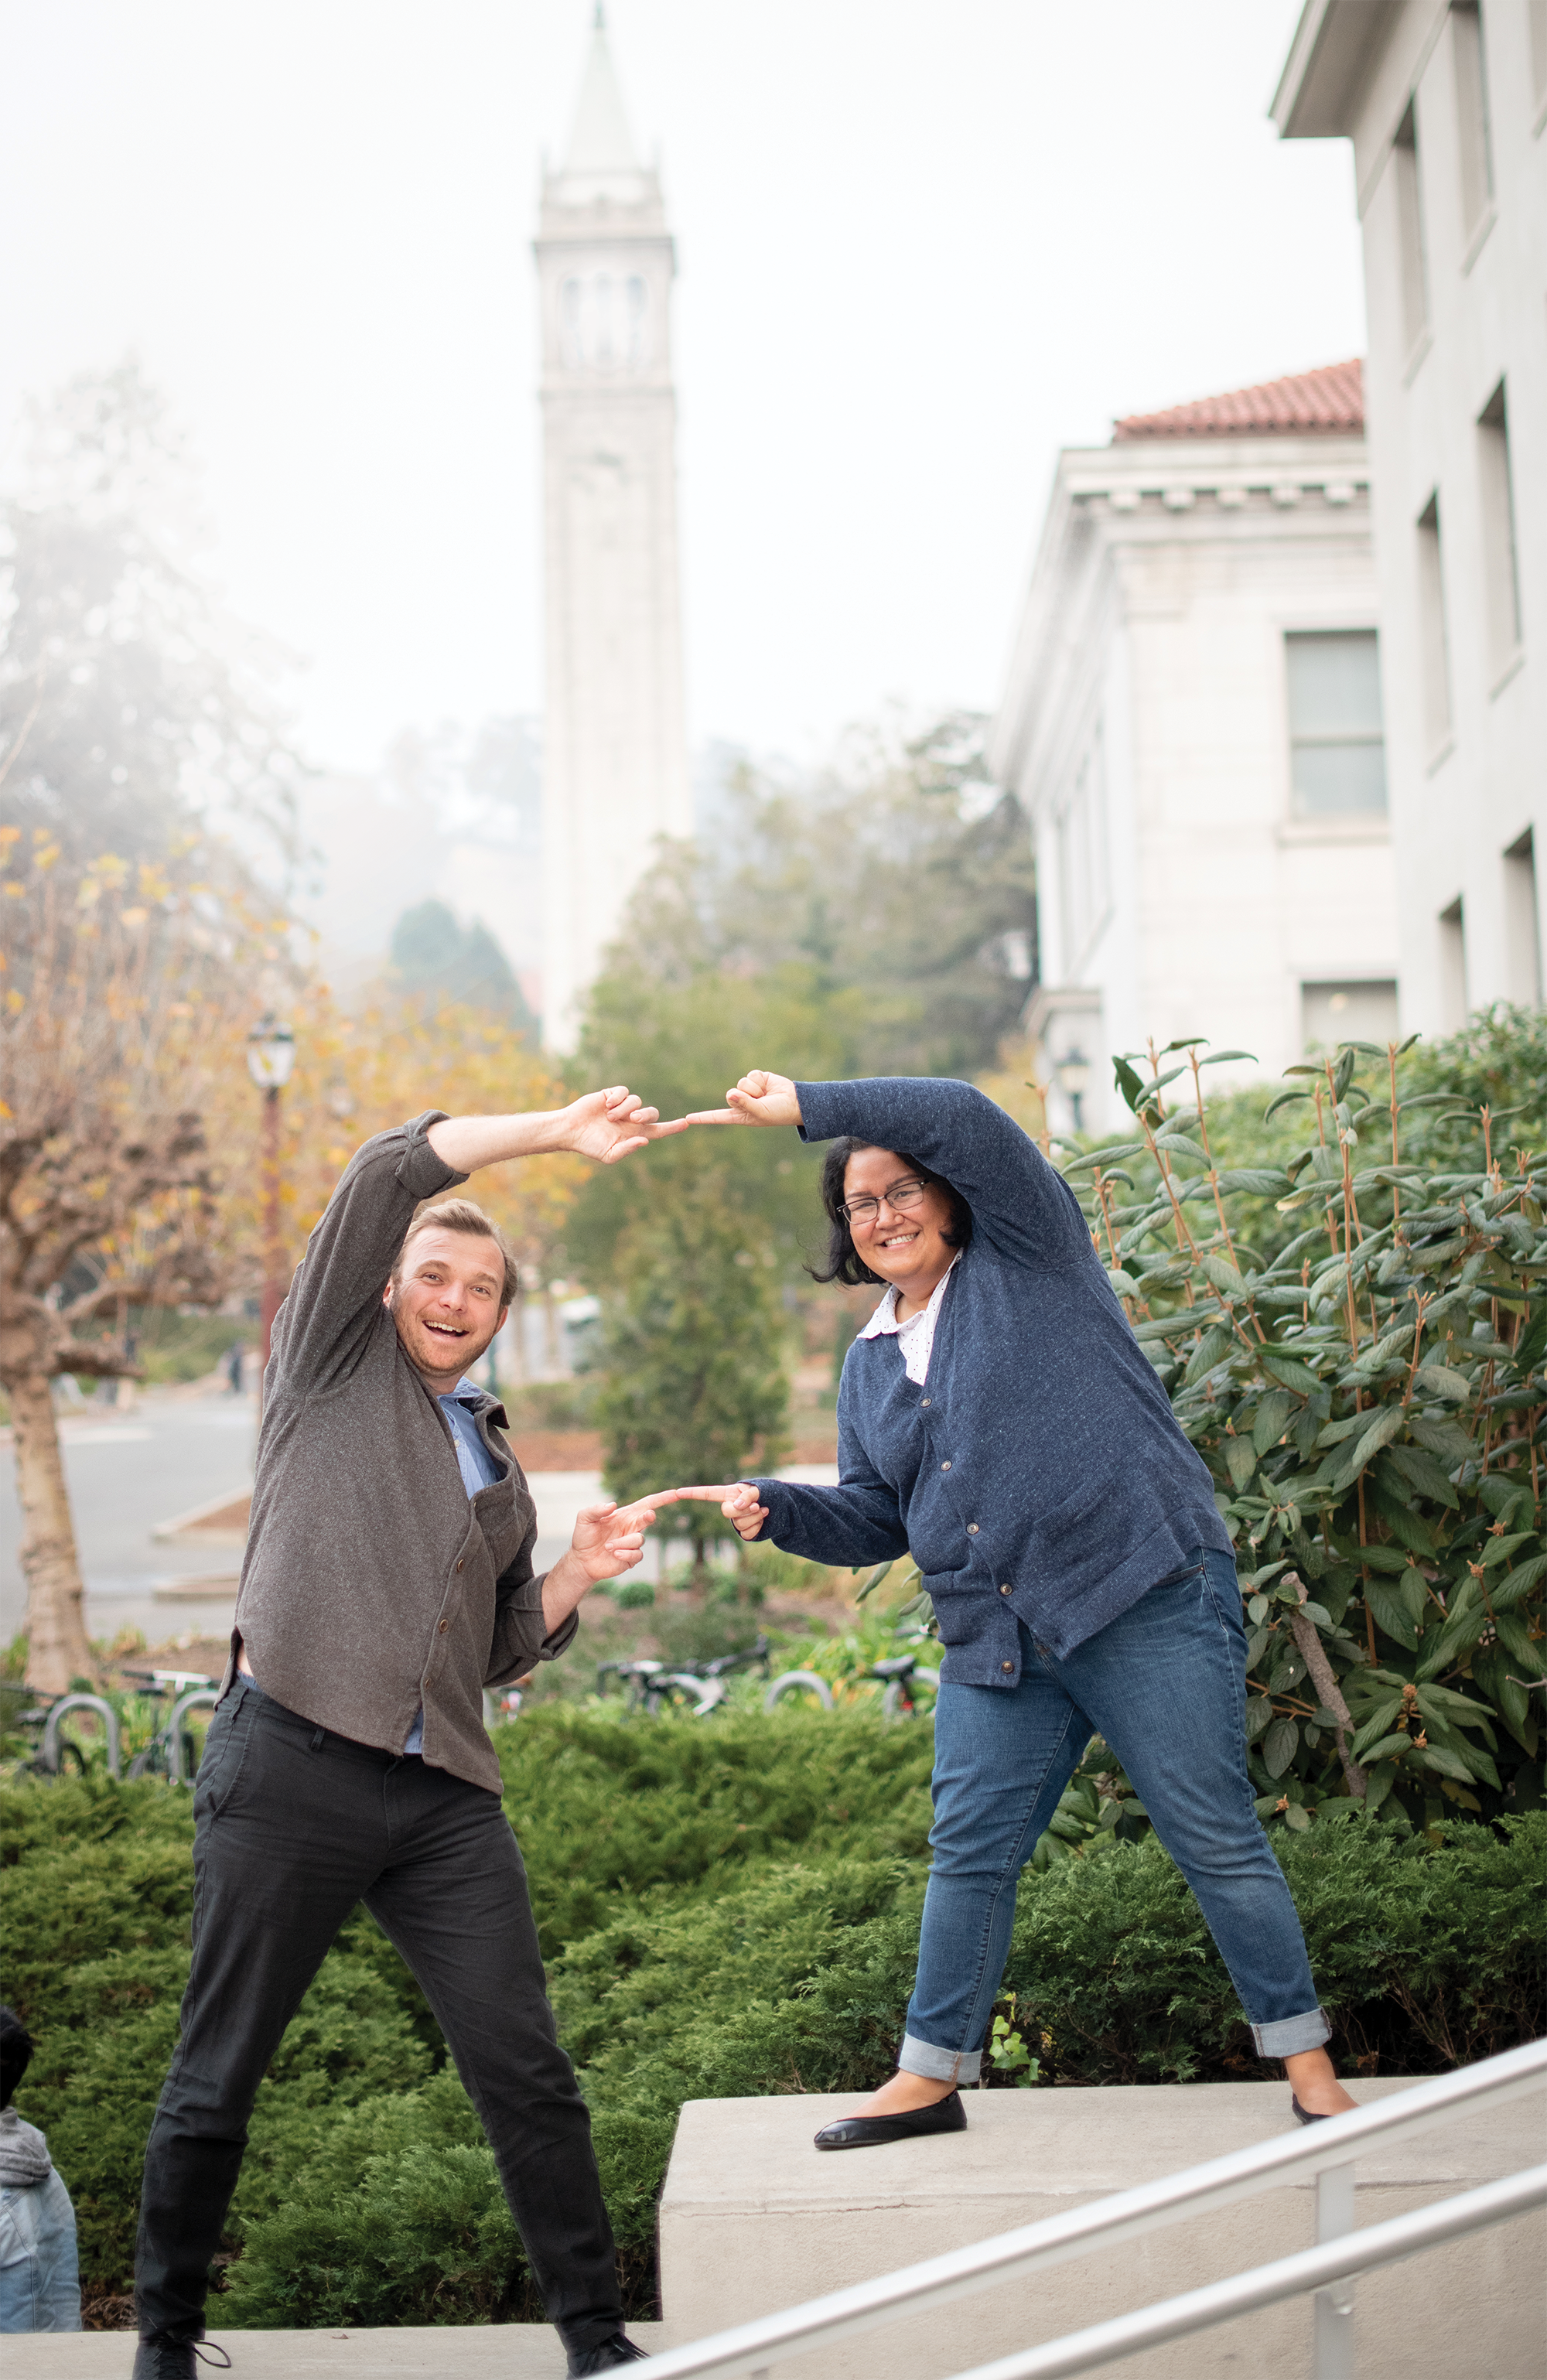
[869,1651,941,1720]
[119,1669,221,1783]
[596,1656,724,1716]
[597,1635,775,1717]
[763,1668,835,1712]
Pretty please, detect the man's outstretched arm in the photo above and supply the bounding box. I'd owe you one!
[271,1088,686,1399]
[428,1085,686,1174]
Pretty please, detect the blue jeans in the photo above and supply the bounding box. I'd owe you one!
[900,1549,1329,2082]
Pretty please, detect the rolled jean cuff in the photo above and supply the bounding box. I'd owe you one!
[899,2033,981,2085]
[1252,2006,1331,2057]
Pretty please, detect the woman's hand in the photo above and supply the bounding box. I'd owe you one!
[565,1086,691,1163]
[670,1483,770,1542]
[686,1070,803,1129]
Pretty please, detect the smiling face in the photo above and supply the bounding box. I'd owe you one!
[384,1225,510,1388]
[841,1146,958,1306]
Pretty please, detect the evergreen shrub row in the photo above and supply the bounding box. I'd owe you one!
[2,1709,1542,2327]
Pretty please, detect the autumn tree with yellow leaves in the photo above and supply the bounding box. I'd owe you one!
[0,832,271,1688]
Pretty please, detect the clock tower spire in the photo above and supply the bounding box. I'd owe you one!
[535,9,691,1049]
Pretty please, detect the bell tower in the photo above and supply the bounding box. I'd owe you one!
[536,5,691,1049]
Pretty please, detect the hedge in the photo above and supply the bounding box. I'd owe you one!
[2,1708,1542,2327]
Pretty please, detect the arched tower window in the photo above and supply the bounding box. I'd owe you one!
[557,269,652,371]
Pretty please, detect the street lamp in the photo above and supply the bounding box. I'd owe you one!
[1054,1045,1091,1135]
[247,1016,295,1389]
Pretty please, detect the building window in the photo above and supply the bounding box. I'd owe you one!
[1392,101,1429,358]
[1504,831,1542,1007]
[1416,495,1453,753]
[1439,897,1467,1030]
[1302,982,1399,1052]
[1451,5,1494,239]
[1478,381,1522,670]
[558,270,651,371]
[1285,632,1387,814]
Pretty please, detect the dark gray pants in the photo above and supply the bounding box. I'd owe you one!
[135,1681,623,2354]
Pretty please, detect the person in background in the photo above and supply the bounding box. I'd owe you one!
[678,1070,1357,2147]
[0,2006,81,2334]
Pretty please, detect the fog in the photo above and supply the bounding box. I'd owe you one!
[1,1,1361,773]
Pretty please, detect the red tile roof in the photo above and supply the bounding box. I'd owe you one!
[1112,360,1363,441]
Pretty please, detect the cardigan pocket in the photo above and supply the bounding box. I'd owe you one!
[1031,1461,1129,1583]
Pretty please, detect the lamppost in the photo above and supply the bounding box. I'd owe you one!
[1054,1045,1091,1136]
[247,1015,295,1388]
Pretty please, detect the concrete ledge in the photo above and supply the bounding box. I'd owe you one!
[9,2323,673,2378]
[658,2081,1546,2380]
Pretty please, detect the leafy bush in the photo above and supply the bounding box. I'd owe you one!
[4,1714,1542,2327]
[1059,1027,1546,1837]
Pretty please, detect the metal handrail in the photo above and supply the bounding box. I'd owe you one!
[633,2037,1547,2380]
[41,1693,121,1780]
[945,2162,1547,2380]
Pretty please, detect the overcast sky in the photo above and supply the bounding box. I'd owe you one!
[1,0,1362,777]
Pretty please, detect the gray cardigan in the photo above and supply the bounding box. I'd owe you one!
[753,1077,1231,1682]
[228,1115,573,1791]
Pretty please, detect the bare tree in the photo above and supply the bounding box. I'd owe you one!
[0,837,258,1689]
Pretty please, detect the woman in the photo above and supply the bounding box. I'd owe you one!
[681,1069,1354,2148]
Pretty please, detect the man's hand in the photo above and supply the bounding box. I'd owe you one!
[564,1087,690,1165]
[686,1070,803,1130]
[428,1088,688,1177]
[670,1483,770,1542]
[571,1490,681,1579]
[540,1491,681,1634]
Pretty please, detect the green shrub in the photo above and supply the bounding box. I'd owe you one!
[1059,1026,1546,1838]
[4,1720,1542,2327]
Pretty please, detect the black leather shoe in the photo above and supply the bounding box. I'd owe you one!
[133,2340,231,2379]
[568,2334,649,2375]
[814,2088,968,2151]
[1291,2095,1330,2126]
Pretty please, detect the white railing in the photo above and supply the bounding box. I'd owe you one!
[635,2036,1547,2380]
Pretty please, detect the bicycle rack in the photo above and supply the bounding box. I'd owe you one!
[168,1689,222,1784]
[763,1671,835,1712]
[40,1694,122,1780]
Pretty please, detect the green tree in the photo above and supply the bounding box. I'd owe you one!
[596,1173,791,1583]
[569,962,855,1295]
[389,899,536,1040]
[611,711,1037,1083]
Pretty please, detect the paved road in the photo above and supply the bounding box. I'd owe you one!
[2,1391,842,1648]
[0,1390,258,1646]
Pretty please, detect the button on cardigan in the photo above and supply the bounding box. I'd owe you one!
[750,1077,1231,1685]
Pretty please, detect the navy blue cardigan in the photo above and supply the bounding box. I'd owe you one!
[753,1077,1231,1684]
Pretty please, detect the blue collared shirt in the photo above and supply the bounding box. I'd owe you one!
[401,1380,500,1753]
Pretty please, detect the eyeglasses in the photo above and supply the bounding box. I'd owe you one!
[839,1176,931,1228]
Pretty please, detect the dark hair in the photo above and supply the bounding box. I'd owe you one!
[0,2006,33,2110]
[807,1137,973,1288]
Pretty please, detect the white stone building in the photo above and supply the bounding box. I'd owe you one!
[1274,0,1545,1030]
[989,364,1398,1140]
[536,10,692,1049]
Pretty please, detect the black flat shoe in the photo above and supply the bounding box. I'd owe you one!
[1292,2095,1330,2125]
[814,2088,968,2151]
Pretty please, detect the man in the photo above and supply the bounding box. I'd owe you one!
[135,1089,684,2378]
